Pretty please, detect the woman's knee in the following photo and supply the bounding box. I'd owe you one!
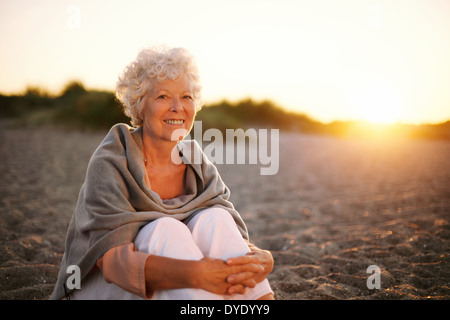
[151,217,191,235]
[134,217,202,259]
[137,217,189,241]
[189,207,236,230]
[188,207,250,259]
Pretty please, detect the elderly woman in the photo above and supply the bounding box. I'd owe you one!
[50,46,274,300]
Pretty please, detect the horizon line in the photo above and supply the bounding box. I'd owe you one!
[0,83,449,127]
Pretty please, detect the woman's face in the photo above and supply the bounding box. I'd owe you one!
[142,75,196,144]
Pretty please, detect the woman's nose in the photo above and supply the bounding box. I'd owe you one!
[170,97,184,112]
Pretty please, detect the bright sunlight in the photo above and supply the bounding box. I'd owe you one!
[348,79,403,125]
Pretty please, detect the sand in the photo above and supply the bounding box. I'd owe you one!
[0,121,449,300]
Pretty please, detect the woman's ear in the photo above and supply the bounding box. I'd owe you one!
[138,96,147,123]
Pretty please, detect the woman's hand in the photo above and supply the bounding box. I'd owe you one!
[144,245,273,297]
[193,257,265,295]
[225,244,274,295]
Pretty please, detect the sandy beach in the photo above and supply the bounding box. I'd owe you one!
[0,121,449,300]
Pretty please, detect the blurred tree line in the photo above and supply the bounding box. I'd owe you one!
[1,80,449,139]
[0,81,128,129]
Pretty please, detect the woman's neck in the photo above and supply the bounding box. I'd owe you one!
[142,135,181,169]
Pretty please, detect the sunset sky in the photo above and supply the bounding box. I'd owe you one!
[1,0,449,125]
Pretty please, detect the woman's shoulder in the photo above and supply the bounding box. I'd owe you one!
[109,122,140,136]
[88,123,140,167]
[101,123,142,147]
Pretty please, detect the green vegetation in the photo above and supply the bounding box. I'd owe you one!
[195,99,326,134]
[0,81,129,129]
[1,81,449,140]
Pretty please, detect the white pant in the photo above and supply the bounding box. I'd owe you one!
[70,207,273,300]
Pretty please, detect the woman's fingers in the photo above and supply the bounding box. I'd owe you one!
[227,272,257,287]
[196,257,261,295]
[226,254,259,266]
[227,284,246,295]
[225,264,262,296]
[227,250,274,282]
[197,256,267,296]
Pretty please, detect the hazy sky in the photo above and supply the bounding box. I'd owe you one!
[1,0,449,124]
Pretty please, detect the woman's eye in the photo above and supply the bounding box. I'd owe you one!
[157,95,167,99]
[183,95,193,100]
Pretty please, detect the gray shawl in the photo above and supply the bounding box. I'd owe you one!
[50,123,248,300]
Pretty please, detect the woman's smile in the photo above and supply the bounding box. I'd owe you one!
[163,119,185,126]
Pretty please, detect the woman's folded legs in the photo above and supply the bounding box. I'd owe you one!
[186,207,273,300]
[71,209,272,300]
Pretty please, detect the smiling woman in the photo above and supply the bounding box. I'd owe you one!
[50,45,274,301]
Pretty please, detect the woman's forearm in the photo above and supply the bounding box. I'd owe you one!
[144,255,265,296]
[144,255,199,293]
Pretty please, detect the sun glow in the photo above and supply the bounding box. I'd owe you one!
[347,79,404,125]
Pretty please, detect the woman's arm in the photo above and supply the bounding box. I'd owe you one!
[97,243,151,299]
[99,244,249,298]
[98,243,271,298]
[144,255,264,296]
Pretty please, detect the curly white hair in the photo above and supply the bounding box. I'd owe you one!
[115,46,203,126]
